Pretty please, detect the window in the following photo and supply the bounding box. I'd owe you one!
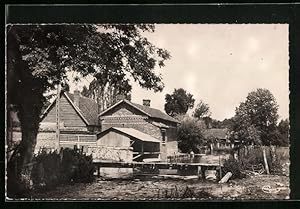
[161,129,166,144]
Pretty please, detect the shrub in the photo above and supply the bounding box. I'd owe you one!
[222,157,245,179]
[31,148,95,191]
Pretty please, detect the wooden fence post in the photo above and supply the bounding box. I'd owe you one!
[262,146,270,174]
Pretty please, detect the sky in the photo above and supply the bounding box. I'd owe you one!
[69,24,289,121]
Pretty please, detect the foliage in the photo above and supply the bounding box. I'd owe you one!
[222,157,245,179]
[177,117,205,153]
[276,119,289,147]
[81,77,132,111]
[201,117,235,129]
[192,100,211,119]
[7,24,170,193]
[237,145,286,175]
[31,148,94,192]
[230,88,279,146]
[164,88,195,117]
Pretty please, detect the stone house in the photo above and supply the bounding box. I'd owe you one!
[98,98,180,161]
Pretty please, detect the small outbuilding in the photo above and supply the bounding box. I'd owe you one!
[96,127,161,162]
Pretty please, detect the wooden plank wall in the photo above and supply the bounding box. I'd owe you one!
[42,95,87,128]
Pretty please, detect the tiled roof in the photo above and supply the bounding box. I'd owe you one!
[130,102,179,124]
[99,99,179,124]
[99,127,161,143]
[65,92,99,126]
[203,128,229,139]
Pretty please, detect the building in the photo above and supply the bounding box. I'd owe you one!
[95,127,161,162]
[36,90,100,151]
[9,91,180,162]
[98,98,180,161]
[203,128,231,154]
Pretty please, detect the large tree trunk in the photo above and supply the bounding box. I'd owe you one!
[7,27,45,196]
[7,83,44,197]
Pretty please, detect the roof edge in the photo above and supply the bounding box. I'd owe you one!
[98,99,151,117]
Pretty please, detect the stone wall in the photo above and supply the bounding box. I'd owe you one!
[87,146,133,163]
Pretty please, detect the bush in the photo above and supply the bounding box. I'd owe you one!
[31,148,95,191]
[222,157,245,179]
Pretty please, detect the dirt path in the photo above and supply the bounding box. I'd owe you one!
[31,175,289,200]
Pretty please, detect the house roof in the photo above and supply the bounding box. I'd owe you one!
[98,127,161,143]
[99,99,179,124]
[203,128,229,139]
[41,92,99,126]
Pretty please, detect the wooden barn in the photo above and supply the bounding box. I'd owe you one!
[96,127,161,162]
[36,90,100,152]
[98,97,180,161]
[8,90,100,153]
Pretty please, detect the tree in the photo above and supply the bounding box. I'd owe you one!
[164,88,195,117]
[81,85,90,97]
[81,75,132,112]
[177,117,205,153]
[7,24,170,195]
[192,100,211,119]
[230,88,279,146]
[276,119,289,146]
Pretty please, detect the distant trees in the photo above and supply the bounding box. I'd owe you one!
[81,76,132,112]
[230,88,280,146]
[275,119,289,146]
[164,88,195,117]
[192,100,211,119]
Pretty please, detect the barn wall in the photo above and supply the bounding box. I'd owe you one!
[42,95,87,130]
[97,131,130,147]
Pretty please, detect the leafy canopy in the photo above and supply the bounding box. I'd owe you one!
[164,88,195,117]
[230,88,279,146]
[7,24,171,195]
[177,117,205,153]
[192,100,211,119]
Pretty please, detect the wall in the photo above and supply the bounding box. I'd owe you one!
[11,131,98,153]
[105,103,145,116]
[87,146,133,162]
[97,131,130,147]
[102,117,162,141]
[11,131,57,153]
[42,95,87,130]
[166,141,178,156]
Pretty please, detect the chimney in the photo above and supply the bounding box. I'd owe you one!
[74,89,80,107]
[143,99,151,107]
[116,94,126,103]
